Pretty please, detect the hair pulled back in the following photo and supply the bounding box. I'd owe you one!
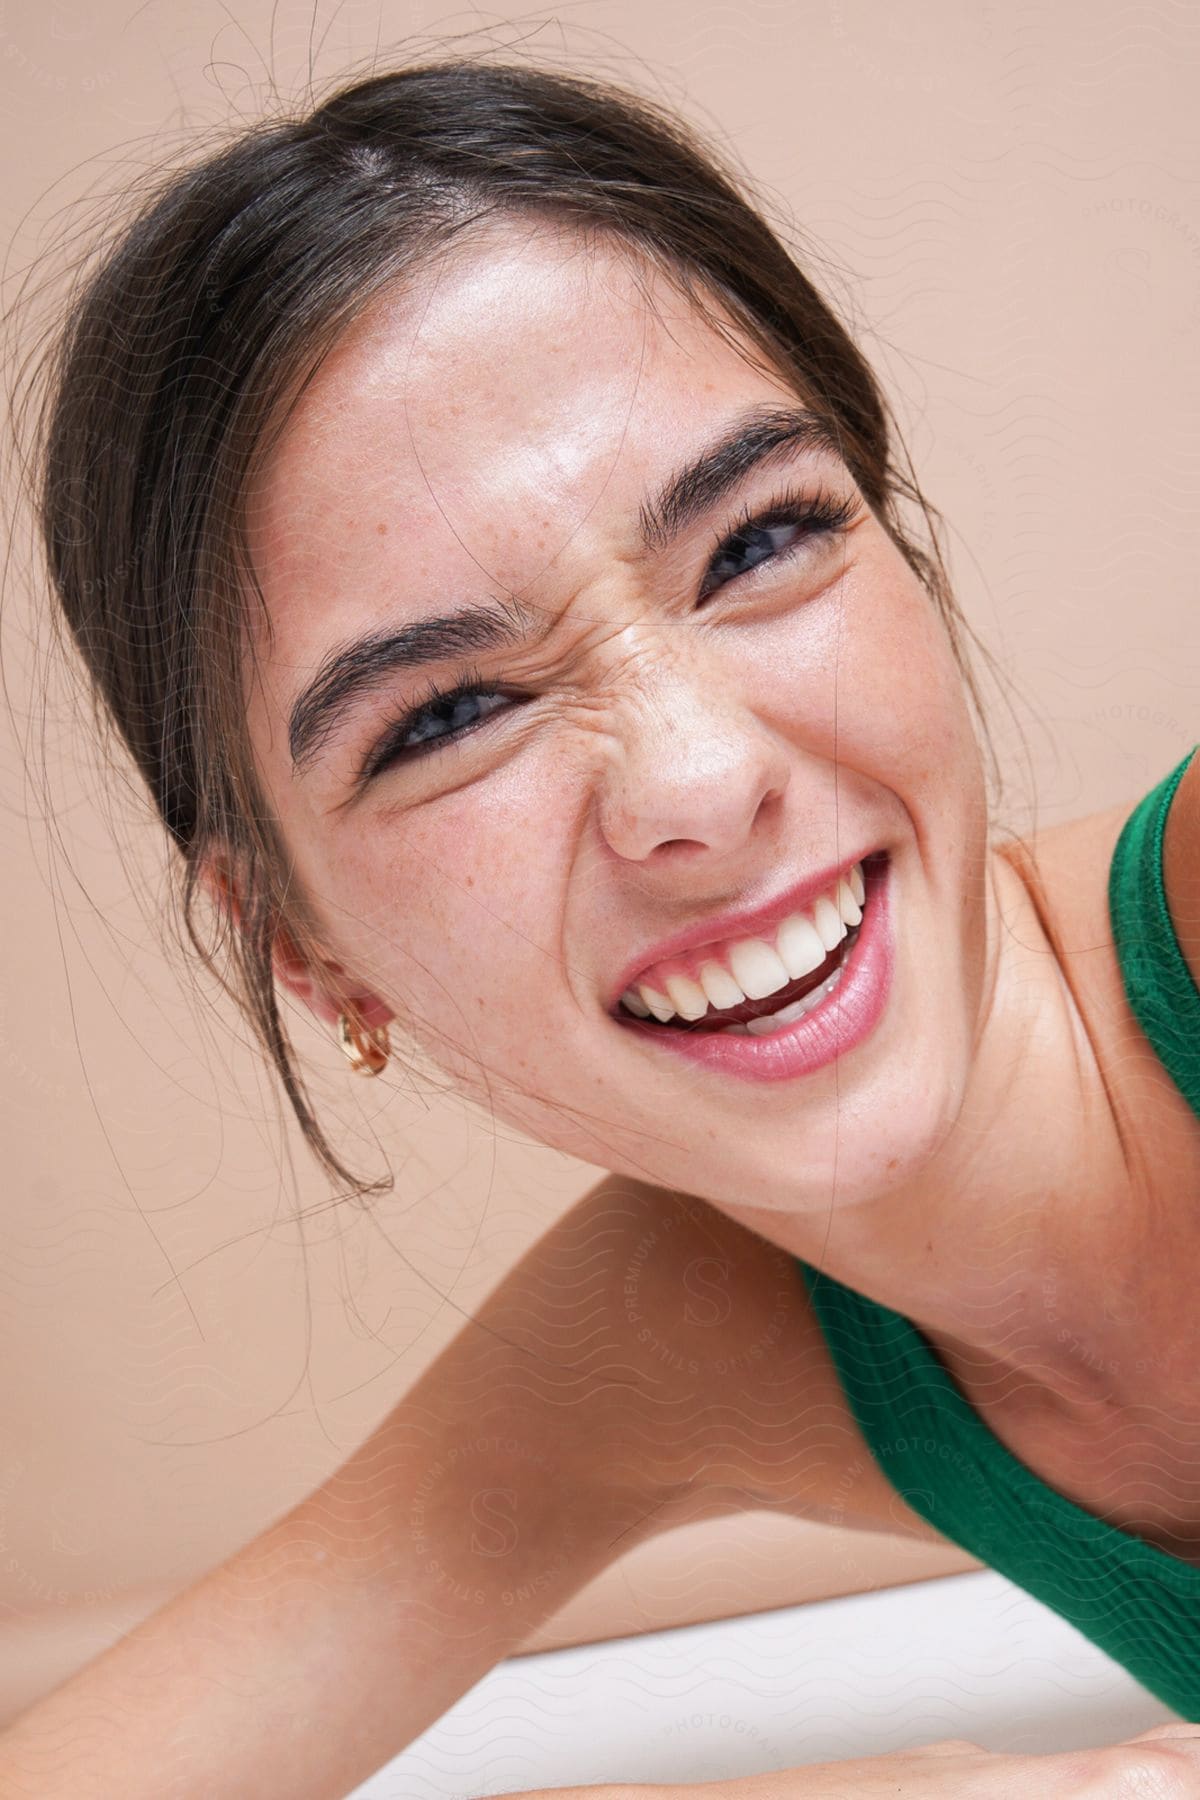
[23,55,1003,1196]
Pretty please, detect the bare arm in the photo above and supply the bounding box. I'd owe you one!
[0,1181,699,1799]
[7,1171,1196,1798]
[492,1726,1200,1797]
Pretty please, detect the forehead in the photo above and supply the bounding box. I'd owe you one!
[241,222,794,664]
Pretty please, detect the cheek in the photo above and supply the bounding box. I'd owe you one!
[747,556,973,773]
[837,567,989,901]
[342,757,579,1037]
[837,559,978,767]
[765,561,985,885]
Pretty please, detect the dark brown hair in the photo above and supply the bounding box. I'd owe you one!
[17,54,1012,1198]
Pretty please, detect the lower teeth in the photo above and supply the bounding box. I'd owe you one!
[721,926,859,1037]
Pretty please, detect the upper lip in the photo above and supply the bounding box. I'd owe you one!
[607,848,879,1012]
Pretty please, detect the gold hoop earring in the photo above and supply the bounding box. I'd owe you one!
[336,1005,390,1077]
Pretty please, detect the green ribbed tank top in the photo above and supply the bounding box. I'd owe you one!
[795,744,1200,1718]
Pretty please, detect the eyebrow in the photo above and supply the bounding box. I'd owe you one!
[287,402,841,775]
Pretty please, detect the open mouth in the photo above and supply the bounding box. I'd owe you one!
[640,922,860,1034]
[615,850,884,1038]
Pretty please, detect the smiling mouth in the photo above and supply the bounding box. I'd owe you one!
[613,850,883,1037]
[621,919,860,1034]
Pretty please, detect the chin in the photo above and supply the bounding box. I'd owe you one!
[646,1025,974,1220]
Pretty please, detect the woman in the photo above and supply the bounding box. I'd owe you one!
[5,54,1200,1799]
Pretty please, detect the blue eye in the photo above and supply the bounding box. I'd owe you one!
[365,677,513,775]
[704,518,806,590]
[699,485,859,600]
[398,686,510,748]
[364,484,860,779]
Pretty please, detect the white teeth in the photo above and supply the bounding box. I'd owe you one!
[837,875,863,928]
[728,938,791,1001]
[775,912,827,981]
[698,961,746,1011]
[620,858,873,1026]
[738,956,850,1036]
[638,985,675,1023]
[664,973,710,1022]
[811,894,847,954]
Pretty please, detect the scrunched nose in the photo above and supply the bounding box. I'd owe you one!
[594,678,792,867]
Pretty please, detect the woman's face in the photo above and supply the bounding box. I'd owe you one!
[240,220,989,1219]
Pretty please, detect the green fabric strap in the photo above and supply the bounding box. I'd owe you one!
[1107,745,1200,1118]
[795,744,1200,1718]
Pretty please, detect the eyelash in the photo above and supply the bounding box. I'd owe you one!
[362,483,860,781]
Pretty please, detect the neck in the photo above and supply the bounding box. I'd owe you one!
[726,840,1194,1424]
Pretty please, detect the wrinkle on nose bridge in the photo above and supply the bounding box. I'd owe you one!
[584,657,791,866]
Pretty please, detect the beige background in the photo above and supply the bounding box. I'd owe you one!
[1,0,1197,1732]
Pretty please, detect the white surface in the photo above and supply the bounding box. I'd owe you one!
[347,1568,1178,1797]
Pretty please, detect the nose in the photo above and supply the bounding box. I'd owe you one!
[594,667,792,868]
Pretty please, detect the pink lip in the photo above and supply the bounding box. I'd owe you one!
[612,851,892,1082]
[607,846,879,1012]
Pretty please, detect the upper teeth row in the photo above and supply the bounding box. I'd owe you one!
[621,862,866,1023]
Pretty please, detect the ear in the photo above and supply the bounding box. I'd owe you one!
[195,851,394,1035]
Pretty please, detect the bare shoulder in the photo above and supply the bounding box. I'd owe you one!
[998,761,1200,1015]
[995,789,1133,895]
[540,1173,954,1546]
